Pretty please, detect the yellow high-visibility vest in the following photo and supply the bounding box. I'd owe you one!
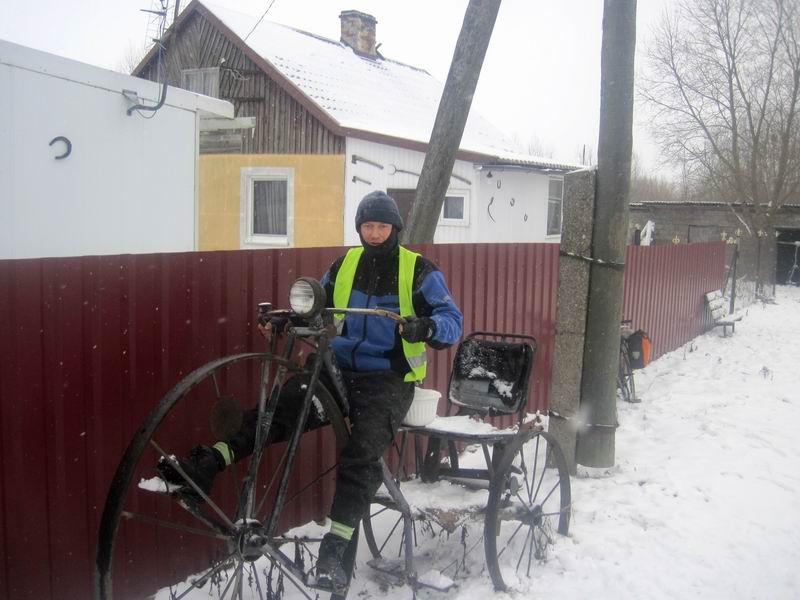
[333,246,427,382]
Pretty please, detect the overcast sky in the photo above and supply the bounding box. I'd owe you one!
[0,0,674,175]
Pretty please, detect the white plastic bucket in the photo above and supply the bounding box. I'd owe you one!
[402,387,441,426]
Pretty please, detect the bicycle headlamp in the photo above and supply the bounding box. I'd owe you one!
[288,277,326,318]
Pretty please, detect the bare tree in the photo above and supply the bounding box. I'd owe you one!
[116,41,150,75]
[576,144,596,166]
[641,0,800,237]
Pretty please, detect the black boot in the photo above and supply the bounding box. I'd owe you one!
[316,533,349,593]
[156,445,225,500]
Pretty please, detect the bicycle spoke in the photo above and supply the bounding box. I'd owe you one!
[171,551,237,600]
[540,508,568,518]
[370,505,392,519]
[378,514,404,555]
[234,560,244,600]
[515,526,533,572]
[526,524,536,577]
[539,478,561,507]
[440,533,483,574]
[254,443,291,521]
[211,370,222,399]
[120,510,228,540]
[531,446,551,503]
[265,557,316,600]
[250,562,266,600]
[217,559,240,599]
[527,436,541,501]
[284,462,339,505]
[496,520,525,559]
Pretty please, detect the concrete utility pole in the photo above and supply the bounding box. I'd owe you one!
[575,0,637,467]
[402,0,502,244]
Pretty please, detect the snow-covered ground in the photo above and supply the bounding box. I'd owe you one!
[159,285,800,600]
[531,285,800,600]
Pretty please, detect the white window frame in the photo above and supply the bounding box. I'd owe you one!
[240,167,294,248]
[546,177,564,237]
[439,190,470,227]
[181,67,220,97]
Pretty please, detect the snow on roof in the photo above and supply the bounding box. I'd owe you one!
[489,150,584,172]
[199,2,557,165]
[631,200,800,208]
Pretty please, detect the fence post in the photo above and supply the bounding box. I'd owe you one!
[729,243,738,314]
[549,169,596,474]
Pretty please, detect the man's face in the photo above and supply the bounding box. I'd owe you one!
[360,221,393,245]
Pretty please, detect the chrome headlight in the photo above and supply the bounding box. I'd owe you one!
[288,277,326,318]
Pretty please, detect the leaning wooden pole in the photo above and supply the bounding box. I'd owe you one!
[575,0,637,467]
[402,0,502,244]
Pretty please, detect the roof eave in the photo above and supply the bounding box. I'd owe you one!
[343,128,498,163]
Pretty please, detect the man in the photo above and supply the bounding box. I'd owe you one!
[158,191,463,591]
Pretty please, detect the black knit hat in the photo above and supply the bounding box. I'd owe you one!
[355,191,404,232]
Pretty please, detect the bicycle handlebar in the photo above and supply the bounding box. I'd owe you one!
[325,307,407,324]
[258,306,408,331]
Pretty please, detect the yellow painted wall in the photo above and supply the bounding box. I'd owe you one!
[198,154,345,250]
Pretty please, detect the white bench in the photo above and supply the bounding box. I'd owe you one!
[704,290,744,337]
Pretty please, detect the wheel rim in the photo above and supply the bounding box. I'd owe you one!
[95,353,349,600]
[484,431,571,591]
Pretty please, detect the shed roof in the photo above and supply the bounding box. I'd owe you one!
[146,1,575,169]
[2,38,233,119]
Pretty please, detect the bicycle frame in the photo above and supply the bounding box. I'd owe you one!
[236,306,417,588]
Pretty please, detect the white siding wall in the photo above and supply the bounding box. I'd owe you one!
[473,170,562,243]
[0,41,232,259]
[343,138,563,245]
[343,138,477,245]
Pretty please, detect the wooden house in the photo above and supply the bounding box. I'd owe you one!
[134,1,579,250]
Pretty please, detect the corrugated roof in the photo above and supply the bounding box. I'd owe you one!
[631,200,800,208]
[490,150,584,171]
[196,2,561,166]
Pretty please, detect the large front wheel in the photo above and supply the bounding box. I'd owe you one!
[95,352,350,600]
[483,430,571,591]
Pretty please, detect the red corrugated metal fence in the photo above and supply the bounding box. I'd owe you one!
[0,242,723,599]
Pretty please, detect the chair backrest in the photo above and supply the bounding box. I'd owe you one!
[447,332,536,415]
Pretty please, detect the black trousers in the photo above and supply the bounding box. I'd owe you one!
[224,370,414,530]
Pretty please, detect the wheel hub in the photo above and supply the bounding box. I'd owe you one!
[235,519,267,562]
[523,504,543,527]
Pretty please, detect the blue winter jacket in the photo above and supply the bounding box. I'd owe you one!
[320,247,462,375]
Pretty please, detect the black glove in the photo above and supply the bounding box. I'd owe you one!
[400,316,436,343]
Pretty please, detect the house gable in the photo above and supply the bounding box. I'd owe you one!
[136,6,344,154]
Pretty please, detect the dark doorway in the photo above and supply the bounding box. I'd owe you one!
[387,188,415,225]
[776,228,800,285]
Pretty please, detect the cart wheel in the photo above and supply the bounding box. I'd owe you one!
[95,352,351,600]
[363,436,492,587]
[484,430,571,591]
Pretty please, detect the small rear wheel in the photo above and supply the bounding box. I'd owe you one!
[95,352,351,600]
[363,434,493,588]
[484,430,571,591]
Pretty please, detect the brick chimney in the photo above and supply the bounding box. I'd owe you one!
[339,10,378,57]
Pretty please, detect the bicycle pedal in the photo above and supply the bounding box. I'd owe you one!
[306,572,348,595]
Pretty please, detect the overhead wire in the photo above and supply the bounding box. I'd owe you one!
[243,0,279,42]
